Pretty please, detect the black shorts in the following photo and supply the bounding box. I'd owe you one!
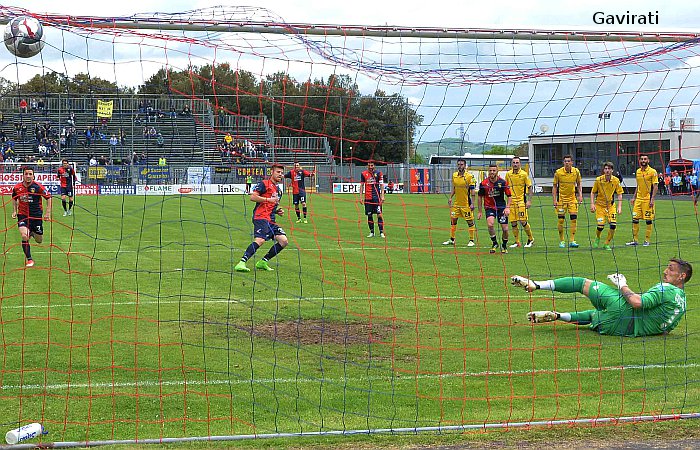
[364,202,382,215]
[293,193,307,205]
[17,215,44,235]
[253,219,286,241]
[60,186,74,197]
[485,208,508,224]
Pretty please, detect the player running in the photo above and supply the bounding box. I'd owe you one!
[478,164,511,254]
[513,258,691,337]
[360,161,385,238]
[234,163,288,272]
[442,158,477,247]
[284,162,315,223]
[56,158,77,216]
[552,154,583,248]
[505,156,534,248]
[12,166,52,267]
[590,161,623,250]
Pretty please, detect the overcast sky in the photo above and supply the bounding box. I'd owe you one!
[6,1,700,145]
[12,0,700,31]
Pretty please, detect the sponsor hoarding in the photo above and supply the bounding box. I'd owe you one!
[332,183,362,194]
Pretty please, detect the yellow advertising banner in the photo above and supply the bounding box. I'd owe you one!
[96,100,114,118]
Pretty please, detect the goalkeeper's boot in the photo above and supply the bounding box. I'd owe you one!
[234,261,250,272]
[527,311,558,323]
[255,260,275,271]
[510,275,538,292]
[593,237,600,248]
[603,244,612,251]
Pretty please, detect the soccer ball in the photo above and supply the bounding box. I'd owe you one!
[4,16,45,58]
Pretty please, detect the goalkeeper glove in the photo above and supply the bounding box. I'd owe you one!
[607,273,628,289]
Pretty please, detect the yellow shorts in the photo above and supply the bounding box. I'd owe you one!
[509,202,529,222]
[632,199,655,221]
[556,200,579,216]
[595,206,617,226]
[451,206,474,222]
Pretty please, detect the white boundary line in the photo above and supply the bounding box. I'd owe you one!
[4,362,699,392]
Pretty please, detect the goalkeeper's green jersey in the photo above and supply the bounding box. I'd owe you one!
[635,282,687,336]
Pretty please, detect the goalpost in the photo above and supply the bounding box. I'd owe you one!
[0,5,699,446]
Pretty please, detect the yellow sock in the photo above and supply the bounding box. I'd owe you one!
[468,225,476,241]
[645,223,653,242]
[605,228,615,245]
[450,224,457,240]
[511,225,520,244]
[524,223,533,240]
[570,219,577,241]
[632,222,640,241]
[558,218,565,241]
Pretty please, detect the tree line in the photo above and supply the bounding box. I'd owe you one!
[10,65,423,163]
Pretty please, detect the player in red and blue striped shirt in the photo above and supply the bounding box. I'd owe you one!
[12,166,52,267]
[235,163,288,272]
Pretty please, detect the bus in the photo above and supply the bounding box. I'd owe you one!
[428,153,530,194]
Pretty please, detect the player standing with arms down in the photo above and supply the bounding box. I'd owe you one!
[284,162,315,224]
[360,161,385,238]
[442,158,477,247]
[627,154,659,247]
[552,154,583,248]
[505,156,534,248]
[56,158,77,216]
[478,164,511,254]
[234,163,288,272]
[514,258,691,337]
[590,161,623,250]
[12,167,52,267]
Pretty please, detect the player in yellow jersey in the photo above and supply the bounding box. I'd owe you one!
[552,154,583,248]
[505,156,535,248]
[590,162,623,251]
[443,158,477,247]
[627,154,659,246]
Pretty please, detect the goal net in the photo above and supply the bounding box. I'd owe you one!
[0,5,698,446]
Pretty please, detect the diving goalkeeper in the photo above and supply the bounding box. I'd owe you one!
[512,258,691,336]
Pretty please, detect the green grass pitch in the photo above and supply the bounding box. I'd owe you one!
[0,192,698,442]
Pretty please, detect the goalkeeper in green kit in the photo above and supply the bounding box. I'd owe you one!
[511,258,691,336]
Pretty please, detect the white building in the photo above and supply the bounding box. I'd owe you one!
[528,129,700,188]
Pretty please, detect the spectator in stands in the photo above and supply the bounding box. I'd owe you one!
[180,105,191,117]
[156,133,164,148]
[681,173,689,194]
[89,155,97,166]
[672,171,682,194]
[37,99,45,113]
[148,126,157,138]
[98,155,107,166]
[657,173,665,195]
[169,106,177,118]
[689,171,699,194]
[30,98,38,112]
[84,127,93,148]
[224,133,233,149]
[109,134,119,154]
[66,111,76,127]
[37,157,45,171]
[119,129,127,145]
[37,141,48,157]
[0,110,4,124]
[20,123,27,141]
[19,98,27,113]
[140,151,147,164]
[158,156,167,166]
